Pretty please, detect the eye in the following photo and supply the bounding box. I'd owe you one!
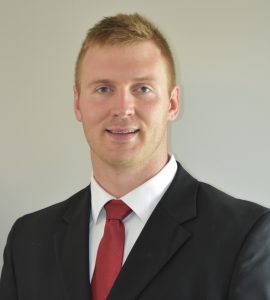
[137,86,152,94]
[96,86,112,94]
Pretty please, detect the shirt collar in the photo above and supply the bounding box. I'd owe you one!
[90,154,177,224]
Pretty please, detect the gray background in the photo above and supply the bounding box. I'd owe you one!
[1,0,269,268]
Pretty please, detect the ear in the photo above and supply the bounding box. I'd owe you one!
[168,85,180,121]
[73,85,82,122]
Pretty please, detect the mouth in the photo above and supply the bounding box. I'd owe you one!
[106,128,139,135]
[105,128,140,141]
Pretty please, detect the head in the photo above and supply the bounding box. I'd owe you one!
[73,13,180,174]
[75,13,176,94]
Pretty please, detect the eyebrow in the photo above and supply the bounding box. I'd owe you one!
[132,76,156,82]
[87,79,112,87]
[87,76,156,88]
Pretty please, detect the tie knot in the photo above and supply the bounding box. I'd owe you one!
[105,200,132,221]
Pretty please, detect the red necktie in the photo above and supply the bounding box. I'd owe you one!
[91,200,132,300]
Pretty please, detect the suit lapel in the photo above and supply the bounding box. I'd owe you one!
[108,163,198,300]
[54,187,91,300]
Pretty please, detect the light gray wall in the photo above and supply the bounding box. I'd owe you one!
[1,0,269,268]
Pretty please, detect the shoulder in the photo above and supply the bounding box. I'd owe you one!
[197,181,269,222]
[194,180,270,251]
[173,161,269,234]
[196,181,270,297]
[11,185,90,238]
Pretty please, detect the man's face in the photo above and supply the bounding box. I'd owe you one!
[74,41,179,170]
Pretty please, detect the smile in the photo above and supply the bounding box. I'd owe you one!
[106,129,139,135]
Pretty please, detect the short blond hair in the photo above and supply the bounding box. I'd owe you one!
[75,13,176,92]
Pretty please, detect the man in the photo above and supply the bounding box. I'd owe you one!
[0,13,270,300]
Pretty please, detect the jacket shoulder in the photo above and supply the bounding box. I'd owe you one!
[198,181,268,214]
[196,181,269,233]
[13,185,90,237]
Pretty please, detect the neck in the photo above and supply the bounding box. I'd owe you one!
[91,154,169,198]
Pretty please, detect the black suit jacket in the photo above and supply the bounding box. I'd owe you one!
[1,163,270,299]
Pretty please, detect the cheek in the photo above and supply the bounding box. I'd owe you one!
[80,103,107,125]
[143,101,170,121]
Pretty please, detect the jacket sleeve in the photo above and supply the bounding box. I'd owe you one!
[228,212,270,300]
[0,220,19,300]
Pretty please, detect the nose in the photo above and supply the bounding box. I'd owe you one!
[111,89,135,118]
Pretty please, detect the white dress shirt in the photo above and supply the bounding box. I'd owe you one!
[89,155,177,280]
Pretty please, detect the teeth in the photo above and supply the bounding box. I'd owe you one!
[108,129,137,134]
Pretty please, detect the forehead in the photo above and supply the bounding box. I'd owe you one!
[80,41,168,82]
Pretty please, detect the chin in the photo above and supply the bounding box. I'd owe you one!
[104,153,143,169]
